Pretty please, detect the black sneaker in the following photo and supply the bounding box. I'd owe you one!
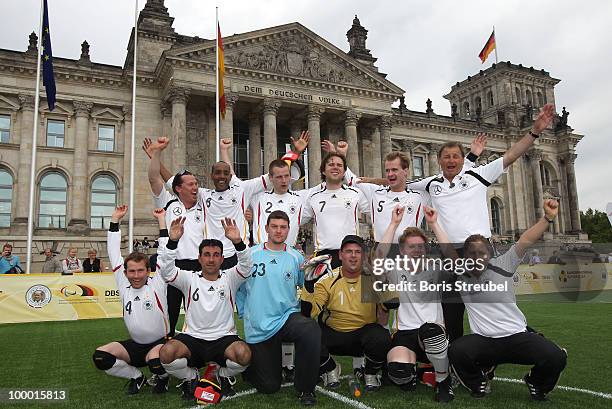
[282,366,295,383]
[151,375,169,394]
[127,375,146,395]
[299,391,316,406]
[524,374,547,401]
[180,378,197,401]
[435,376,454,403]
[217,374,237,397]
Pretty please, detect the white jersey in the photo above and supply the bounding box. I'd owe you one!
[250,190,310,246]
[152,188,205,260]
[408,157,505,243]
[158,238,251,341]
[345,167,425,242]
[197,175,269,258]
[107,228,169,344]
[391,267,445,331]
[303,185,370,251]
[459,245,526,338]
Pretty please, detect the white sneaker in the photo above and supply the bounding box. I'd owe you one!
[324,363,341,389]
[364,374,381,392]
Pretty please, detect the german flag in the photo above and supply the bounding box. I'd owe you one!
[478,30,496,63]
[217,23,226,119]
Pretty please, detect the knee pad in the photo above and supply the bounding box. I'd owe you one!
[93,350,116,371]
[147,358,166,375]
[387,362,416,386]
[419,323,448,354]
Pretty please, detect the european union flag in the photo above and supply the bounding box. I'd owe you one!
[41,0,56,111]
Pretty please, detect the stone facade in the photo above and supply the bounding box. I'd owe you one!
[0,0,585,271]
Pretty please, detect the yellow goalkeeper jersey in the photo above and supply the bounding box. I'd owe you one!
[301,267,386,332]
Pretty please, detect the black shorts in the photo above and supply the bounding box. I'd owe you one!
[119,337,167,367]
[391,329,429,363]
[174,333,242,368]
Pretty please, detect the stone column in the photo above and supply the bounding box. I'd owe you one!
[370,125,382,177]
[14,94,36,226]
[262,98,280,167]
[529,148,544,219]
[428,143,441,175]
[68,100,93,232]
[401,140,415,178]
[344,109,360,171]
[221,92,238,163]
[307,105,325,186]
[379,115,393,172]
[564,153,581,232]
[167,87,190,170]
[248,112,261,177]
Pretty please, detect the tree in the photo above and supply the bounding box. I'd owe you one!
[580,208,612,243]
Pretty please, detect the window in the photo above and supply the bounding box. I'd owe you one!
[39,172,67,228]
[46,120,65,147]
[491,199,501,235]
[487,90,494,107]
[233,120,249,180]
[526,89,533,106]
[462,101,470,117]
[91,175,117,229]
[515,87,522,104]
[0,169,12,227]
[475,96,482,110]
[97,125,115,152]
[0,115,10,143]
[413,156,424,178]
[540,163,552,187]
[537,92,544,107]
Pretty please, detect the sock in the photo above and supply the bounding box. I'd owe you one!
[105,359,142,380]
[353,356,365,371]
[426,350,449,382]
[282,343,295,369]
[163,358,198,381]
[218,359,247,377]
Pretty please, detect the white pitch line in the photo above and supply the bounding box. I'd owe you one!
[495,377,612,400]
[315,386,375,409]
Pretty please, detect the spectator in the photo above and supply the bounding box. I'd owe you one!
[83,248,105,272]
[608,253,612,263]
[528,249,542,266]
[0,243,23,274]
[152,239,159,248]
[62,247,83,275]
[546,250,565,265]
[41,248,63,273]
[142,237,151,249]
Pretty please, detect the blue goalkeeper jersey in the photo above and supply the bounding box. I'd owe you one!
[236,243,304,343]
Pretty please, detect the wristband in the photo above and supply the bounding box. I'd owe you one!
[166,239,179,250]
[529,131,540,139]
[233,241,247,251]
[466,152,479,162]
[109,222,120,232]
[544,216,554,223]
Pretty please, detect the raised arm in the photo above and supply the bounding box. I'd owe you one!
[376,205,404,259]
[221,218,252,284]
[424,206,458,260]
[515,199,559,259]
[107,205,128,278]
[503,104,554,168]
[220,138,236,175]
[158,217,190,289]
[148,137,170,196]
[143,137,173,181]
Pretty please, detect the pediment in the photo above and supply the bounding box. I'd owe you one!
[165,23,404,95]
[0,95,19,110]
[92,107,123,121]
[39,101,72,116]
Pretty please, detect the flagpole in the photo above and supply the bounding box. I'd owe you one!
[215,6,220,162]
[493,26,498,64]
[128,0,139,253]
[25,0,45,274]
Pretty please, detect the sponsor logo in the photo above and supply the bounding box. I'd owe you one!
[144,299,153,310]
[26,285,52,308]
[173,207,183,216]
[60,284,95,297]
[284,272,292,281]
[432,185,442,195]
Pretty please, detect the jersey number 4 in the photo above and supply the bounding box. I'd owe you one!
[125,301,132,315]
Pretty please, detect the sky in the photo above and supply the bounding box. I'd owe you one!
[1,0,610,212]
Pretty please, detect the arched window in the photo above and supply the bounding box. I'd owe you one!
[39,172,67,228]
[0,169,13,227]
[463,101,470,117]
[491,198,502,235]
[515,87,522,104]
[540,163,553,187]
[487,90,494,107]
[526,89,533,106]
[537,92,544,107]
[91,175,118,229]
[475,96,482,110]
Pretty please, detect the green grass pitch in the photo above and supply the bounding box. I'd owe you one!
[0,302,610,408]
